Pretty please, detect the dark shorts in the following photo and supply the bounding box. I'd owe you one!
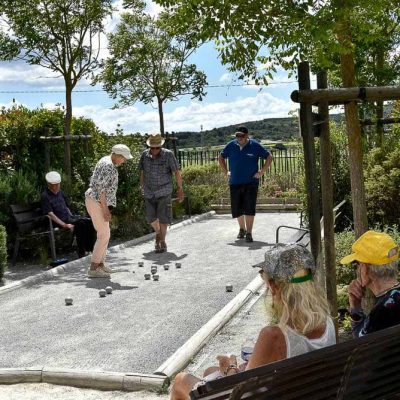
[230,184,258,218]
[145,195,172,224]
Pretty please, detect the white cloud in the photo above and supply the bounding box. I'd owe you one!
[71,92,297,133]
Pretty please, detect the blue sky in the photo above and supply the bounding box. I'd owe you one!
[0,1,301,135]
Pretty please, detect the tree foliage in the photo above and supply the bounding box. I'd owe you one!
[0,0,113,179]
[95,0,207,135]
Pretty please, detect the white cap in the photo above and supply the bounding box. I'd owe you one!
[45,171,61,184]
[112,144,133,160]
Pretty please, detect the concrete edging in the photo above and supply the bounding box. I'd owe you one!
[0,211,216,297]
[154,275,264,378]
[0,367,166,392]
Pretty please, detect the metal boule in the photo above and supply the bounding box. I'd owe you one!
[226,284,233,292]
[144,273,151,280]
[138,261,144,267]
[153,274,159,281]
[164,264,170,270]
[106,286,113,294]
[99,289,106,297]
[175,262,181,269]
[65,297,73,306]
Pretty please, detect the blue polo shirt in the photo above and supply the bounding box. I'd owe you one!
[220,139,270,185]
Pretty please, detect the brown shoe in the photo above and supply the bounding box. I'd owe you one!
[160,241,167,253]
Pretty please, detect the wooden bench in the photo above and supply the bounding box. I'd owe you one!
[190,323,400,400]
[10,203,66,265]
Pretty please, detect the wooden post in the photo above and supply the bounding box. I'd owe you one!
[298,62,321,262]
[44,128,51,172]
[317,71,338,336]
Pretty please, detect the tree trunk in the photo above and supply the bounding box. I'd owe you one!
[157,97,165,137]
[337,3,368,238]
[376,48,385,147]
[64,78,72,183]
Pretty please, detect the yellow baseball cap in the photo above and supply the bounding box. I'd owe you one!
[340,230,399,265]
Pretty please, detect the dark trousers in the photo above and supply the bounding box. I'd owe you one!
[67,216,95,256]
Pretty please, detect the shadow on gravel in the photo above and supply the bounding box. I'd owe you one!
[141,251,188,266]
[228,240,274,251]
[85,279,138,291]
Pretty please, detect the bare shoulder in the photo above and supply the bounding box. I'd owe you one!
[247,326,286,369]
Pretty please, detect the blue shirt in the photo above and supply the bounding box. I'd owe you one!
[220,139,270,185]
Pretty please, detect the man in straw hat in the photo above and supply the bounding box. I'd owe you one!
[139,133,184,253]
[340,230,400,337]
[219,125,272,243]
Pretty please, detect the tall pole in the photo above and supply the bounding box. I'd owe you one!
[317,70,338,337]
[298,61,321,263]
[200,124,204,148]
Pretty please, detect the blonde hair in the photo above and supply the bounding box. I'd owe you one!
[266,276,330,335]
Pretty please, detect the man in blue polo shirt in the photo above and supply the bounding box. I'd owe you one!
[219,126,273,242]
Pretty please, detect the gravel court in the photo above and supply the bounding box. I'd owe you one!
[0,213,299,375]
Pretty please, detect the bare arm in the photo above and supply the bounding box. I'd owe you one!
[246,326,286,370]
[47,211,73,230]
[218,155,228,175]
[174,170,184,203]
[255,154,273,178]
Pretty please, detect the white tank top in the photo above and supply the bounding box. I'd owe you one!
[282,317,336,358]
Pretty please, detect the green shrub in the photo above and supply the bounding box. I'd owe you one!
[335,230,356,286]
[0,225,7,279]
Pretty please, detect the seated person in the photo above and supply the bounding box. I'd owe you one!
[341,230,400,337]
[41,171,95,258]
[170,243,336,400]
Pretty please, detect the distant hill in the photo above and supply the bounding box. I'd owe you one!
[171,115,343,149]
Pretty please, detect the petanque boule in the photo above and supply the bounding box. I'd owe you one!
[144,273,151,280]
[99,289,106,297]
[175,262,181,269]
[65,297,73,306]
[226,284,233,292]
[151,266,157,274]
[163,264,170,270]
[138,261,144,267]
[105,286,113,294]
[153,274,159,281]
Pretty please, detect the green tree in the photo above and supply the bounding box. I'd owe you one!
[0,0,113,181]
[157,0,400,237]
[95,0,207,136]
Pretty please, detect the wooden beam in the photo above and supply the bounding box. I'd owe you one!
[360,117,400,126]
[317,70,338,339]
[298,62,321,262]
[39,135,92,142]
[291,86,400,105]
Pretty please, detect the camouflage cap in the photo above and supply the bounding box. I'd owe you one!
[256,243,316,283]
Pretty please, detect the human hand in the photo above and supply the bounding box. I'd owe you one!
[254,171,263,179]
[216,354,237,376]
[64,223,74,231]
[177,187,184,203]
[348,278,364,309]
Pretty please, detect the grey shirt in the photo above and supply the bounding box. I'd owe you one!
[85,155,119,207]
[139,148,179,199]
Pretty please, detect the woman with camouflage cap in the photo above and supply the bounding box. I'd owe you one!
[170,243,336,400]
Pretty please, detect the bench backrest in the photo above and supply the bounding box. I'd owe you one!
[190,324,400,400]
[10,203,44,234]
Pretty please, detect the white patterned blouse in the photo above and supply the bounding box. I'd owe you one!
[85,155,119,207]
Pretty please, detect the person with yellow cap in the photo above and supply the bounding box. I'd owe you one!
[341,230,400,337]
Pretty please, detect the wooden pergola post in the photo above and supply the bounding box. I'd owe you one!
[298,62,321,263]
[317,70,338,333]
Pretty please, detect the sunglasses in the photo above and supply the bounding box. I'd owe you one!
[150,146,161,150]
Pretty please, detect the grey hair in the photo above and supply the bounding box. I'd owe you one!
[368,261,399,281]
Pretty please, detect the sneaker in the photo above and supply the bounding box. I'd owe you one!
[88,268,110,278]
[237,228,246,239]
[100,263,113,273]
[245,232,253,243]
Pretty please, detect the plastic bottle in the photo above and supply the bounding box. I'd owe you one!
[241,338,255,362]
